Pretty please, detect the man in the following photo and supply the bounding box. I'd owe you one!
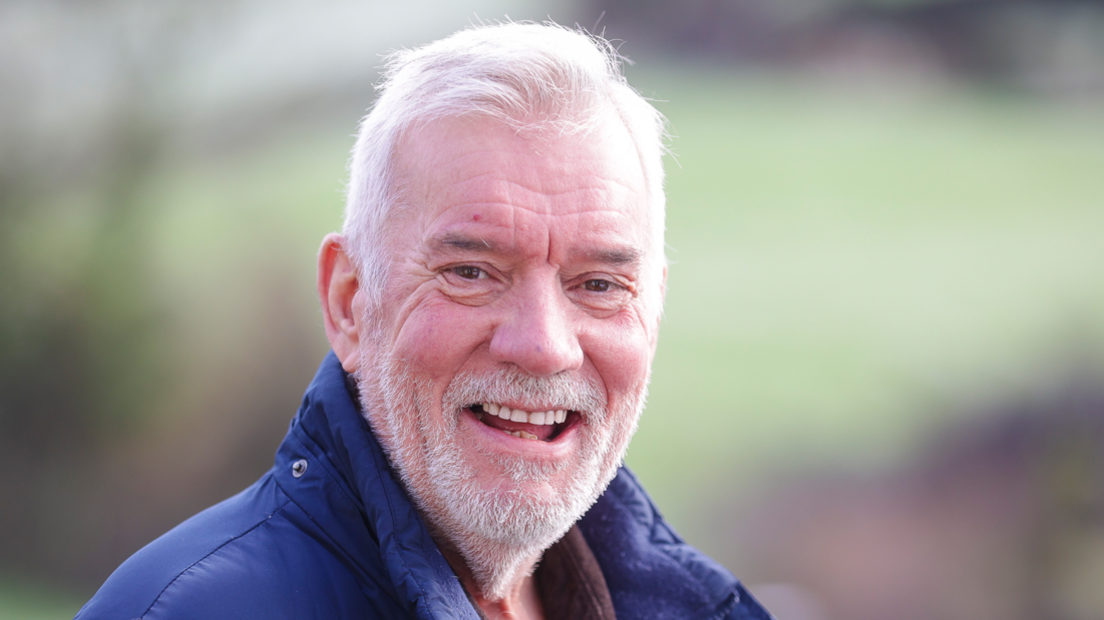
[77,22,771,620]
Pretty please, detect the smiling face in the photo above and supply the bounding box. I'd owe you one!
[352,113,665,596]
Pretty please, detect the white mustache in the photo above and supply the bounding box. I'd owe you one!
[442,368,606,425]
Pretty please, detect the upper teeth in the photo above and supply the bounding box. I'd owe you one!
[483,403,567,425]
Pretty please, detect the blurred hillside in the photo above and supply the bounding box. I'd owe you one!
[2,1,1104,619]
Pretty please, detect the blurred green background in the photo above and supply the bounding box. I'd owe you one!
[2,1,1103,618]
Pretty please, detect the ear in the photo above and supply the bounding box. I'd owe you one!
[318,233,363,373]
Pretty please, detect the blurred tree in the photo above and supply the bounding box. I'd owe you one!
[0,0,241,587]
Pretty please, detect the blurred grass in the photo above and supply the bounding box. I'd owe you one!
[0,577,84,620]
[625,69,1104,543]
[6,68,1104,614]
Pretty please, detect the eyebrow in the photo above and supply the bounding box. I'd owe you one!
[432,232,495,252]
[431,232,643,267]
[590,247,643,267]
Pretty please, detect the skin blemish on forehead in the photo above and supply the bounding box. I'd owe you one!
[473,214,481,221]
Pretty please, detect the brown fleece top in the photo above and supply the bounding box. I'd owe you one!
[535,525,617,620]
[465,525,617,620]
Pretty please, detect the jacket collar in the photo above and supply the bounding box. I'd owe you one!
[275,351,479,620]
[274,352,767,620]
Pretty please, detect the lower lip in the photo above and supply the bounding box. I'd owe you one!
[460,409,581,459]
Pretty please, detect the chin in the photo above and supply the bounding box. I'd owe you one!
[357,352,646,599]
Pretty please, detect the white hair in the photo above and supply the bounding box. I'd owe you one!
[342,21,668,305]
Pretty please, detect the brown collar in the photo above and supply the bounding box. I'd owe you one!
[463,525,617,620]
[534,525,617,620]
[459,520,613,617]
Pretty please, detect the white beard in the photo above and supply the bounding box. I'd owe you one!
[356,346,645,600]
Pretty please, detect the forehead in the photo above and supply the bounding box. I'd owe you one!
[390,115,653,259]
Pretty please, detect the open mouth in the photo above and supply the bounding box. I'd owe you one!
[467,403,578,442]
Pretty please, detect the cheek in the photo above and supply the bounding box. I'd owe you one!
[582,316,655,398]
[390,300,492,380]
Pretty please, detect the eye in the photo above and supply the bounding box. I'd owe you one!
[570,275,633,314]
[451,265,486,280]
[437,263,501,305]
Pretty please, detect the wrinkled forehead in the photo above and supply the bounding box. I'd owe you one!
[388,112,662,264]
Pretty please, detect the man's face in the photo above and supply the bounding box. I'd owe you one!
[355,113,663,577]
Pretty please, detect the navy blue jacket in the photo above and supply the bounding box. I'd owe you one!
[76,352,772,620]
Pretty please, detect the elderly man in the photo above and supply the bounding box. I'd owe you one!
[77,22,770,620]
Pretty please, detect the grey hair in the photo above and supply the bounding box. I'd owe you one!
[342,21,668,305]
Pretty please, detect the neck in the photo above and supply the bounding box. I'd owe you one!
[438,545,546,620]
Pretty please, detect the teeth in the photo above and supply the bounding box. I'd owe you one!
[479,404,570,427]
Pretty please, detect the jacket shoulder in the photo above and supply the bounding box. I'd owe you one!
[75,472,375,620]
[74,473,290,619]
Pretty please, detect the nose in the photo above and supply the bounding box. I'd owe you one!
[489,276,584,377]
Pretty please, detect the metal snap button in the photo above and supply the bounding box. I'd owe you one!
[292,459,308,478]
